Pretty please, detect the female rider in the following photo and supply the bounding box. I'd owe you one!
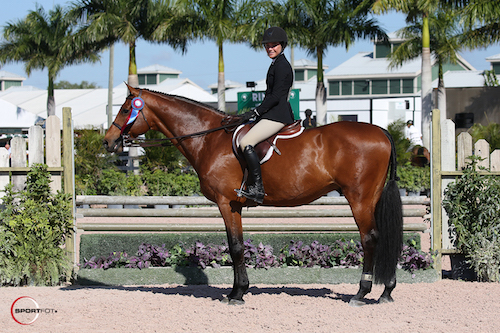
[237,27,295,204]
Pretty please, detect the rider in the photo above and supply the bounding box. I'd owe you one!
[405,120,423,148]
[237,27,295,204]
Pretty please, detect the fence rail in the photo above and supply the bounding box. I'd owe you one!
[77,222,428,233]
[76,195,430,206]
[75,195,429,233]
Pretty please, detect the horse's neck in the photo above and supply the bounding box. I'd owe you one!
[153,98,226,167]
[151,96,217,134]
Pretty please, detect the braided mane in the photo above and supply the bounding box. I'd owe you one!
[141,87,227,116]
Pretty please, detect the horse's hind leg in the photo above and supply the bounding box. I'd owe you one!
[379,276,397,303]
[218,199,249,305]
[348,205,399,306]
[349,220,377,307]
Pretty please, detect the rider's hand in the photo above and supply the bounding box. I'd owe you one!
[240,109,259,123]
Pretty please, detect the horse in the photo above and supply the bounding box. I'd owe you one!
[410,145,430,167]
[103,85,403,306]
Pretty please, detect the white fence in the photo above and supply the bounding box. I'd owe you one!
[438,117,500,251]
[0,116,62,199]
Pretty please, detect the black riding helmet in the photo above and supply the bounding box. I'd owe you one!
[262,27,288,49]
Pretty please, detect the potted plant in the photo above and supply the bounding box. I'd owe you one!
[397,165,428,196]
[414,165,431,196]
[443,156,500,282]
[388,120,431,196]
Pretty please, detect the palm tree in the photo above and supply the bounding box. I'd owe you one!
[69,0,147,87]
[388,9,464,123]
[460,1,500,49]
[372,0,437,149]
[276,0,387,126]
[0,5,101,117]
[172,0,261,112]
[69,0,184,87]
[146,0,190,53]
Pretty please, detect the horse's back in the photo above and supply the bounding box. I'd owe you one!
[300,121,392,159]
[322,121,389,141]
[259,121,392,205]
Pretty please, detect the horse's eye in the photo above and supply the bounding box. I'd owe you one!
[122,108,130,115]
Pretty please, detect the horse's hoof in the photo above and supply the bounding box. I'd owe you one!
[378,296,394,304]
[221,297,245,305]
[348,298,366,307]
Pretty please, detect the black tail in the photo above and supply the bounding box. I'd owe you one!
[374,130,403,285]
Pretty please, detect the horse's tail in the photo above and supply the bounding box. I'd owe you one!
[374,129,403,285]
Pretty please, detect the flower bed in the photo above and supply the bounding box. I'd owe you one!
[81,239,433,275]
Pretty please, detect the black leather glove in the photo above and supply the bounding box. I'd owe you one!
[240,109,259,123]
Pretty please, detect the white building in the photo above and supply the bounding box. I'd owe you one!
[0,65,217,131]
[223,33,482,133]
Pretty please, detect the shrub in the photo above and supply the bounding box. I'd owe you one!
[443,156,500,282]
[399,239,434,276]
[74,128,119,195]
[142,168,201,196]
[397,165,430,193]
[97,169,144,196]
[140,131,188,171]
[0,164,73,286]
[245,240,279,268]
[188,242,230,269]
[468,122,500,153]
[387,119,412,166]
[73,128,201,196]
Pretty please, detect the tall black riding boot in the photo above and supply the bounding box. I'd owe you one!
[238,145,265,204]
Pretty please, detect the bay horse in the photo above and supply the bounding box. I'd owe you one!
[410,145,430,167]
[103,85,403,306]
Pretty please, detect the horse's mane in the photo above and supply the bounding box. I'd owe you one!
[141,87,227,116]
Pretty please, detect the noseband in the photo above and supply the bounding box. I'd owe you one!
[112,90,151,135]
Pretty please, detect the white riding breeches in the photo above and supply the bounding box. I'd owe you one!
[239,119,285,148]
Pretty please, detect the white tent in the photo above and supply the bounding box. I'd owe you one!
[0,98,43,133]
[0,78,217,129]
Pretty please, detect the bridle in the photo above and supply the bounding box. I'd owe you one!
[112,90,151,136]
[111,89,246,148]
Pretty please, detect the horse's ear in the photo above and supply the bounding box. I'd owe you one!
[125,82,138,95]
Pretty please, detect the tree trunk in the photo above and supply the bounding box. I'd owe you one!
[47,73,56,117]
[315,47,327,125]
[218,43,226,112]
[290,45,295,89]
[107,44,115,128]
[437,64,447,124]
[128,40,139,87]
[316,82,327,126]
[421,15,432,149]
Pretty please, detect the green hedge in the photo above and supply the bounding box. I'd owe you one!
[79,232,421,265]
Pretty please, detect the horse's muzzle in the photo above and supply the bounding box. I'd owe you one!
[103,137,123,153]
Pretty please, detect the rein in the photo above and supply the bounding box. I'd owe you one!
[124,121,242,148]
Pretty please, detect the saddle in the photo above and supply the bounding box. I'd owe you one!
[232,120,304,164]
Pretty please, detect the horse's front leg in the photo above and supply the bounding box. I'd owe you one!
[218,199,249,305]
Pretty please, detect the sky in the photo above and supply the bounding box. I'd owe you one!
[1,0,500,92]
